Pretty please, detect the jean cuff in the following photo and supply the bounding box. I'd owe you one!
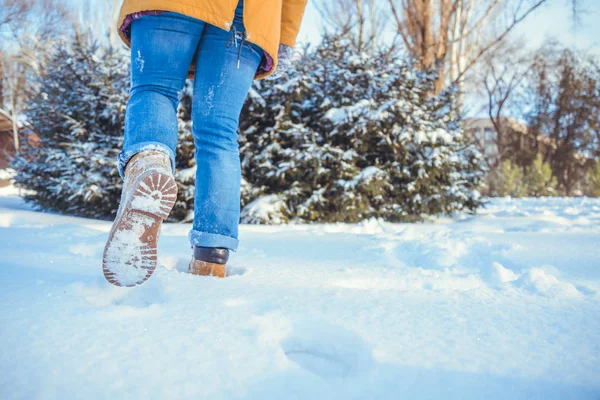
[189,230,239,252]
[117,142,176,179]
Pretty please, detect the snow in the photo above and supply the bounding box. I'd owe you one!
[129,173,175,216]
[0,184,23,197]
[483,261,519,285]
[513,268,584,298]
[103,212,155,287]
[324,99,371,124]
[130,193,165,215]
[336,166,385,190]
[0,168,16,181]
[0,181,33,197]
[176,164,196,184]
[241,194,289,224]
[1,192,599,399]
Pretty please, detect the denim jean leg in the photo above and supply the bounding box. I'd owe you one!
[188,1,264,251]
[118,12,205,179]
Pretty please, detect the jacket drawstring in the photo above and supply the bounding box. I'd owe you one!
[226,26,257,69]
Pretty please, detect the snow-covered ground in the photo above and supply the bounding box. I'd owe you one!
[1,187,599,399]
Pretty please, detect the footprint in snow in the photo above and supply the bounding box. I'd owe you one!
[281,319,373,379]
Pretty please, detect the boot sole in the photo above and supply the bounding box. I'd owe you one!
[102,171,177,287]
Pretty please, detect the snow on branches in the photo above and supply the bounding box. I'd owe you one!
[15,33,484,223]
[237,35,484,223]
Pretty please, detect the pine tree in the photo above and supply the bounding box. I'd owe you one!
[585,160,600,197]
[523,154,557,197]
[490,160,527,197]
[13,33,486,224]
[12,32,128,219]
[238,35,485,223]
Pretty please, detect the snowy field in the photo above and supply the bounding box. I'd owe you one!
[1,187,599,399]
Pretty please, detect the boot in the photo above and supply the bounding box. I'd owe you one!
[188,246,229,278]
[102,150,177,287]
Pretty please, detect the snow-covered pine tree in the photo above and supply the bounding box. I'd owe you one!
[239,35,484,223]
[12,32,128,219]
[13,32,484,224]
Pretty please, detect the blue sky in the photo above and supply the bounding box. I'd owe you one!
[81,0,599,53]
[82,0,599,52]
[512,0,600,52]
[296,1,600,53]
[291,1,600,119]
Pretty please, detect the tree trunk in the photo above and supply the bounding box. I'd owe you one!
[433,0,451,94]
[11,109,19,151]
[421,0,434,70]
[0,63,4,109]
[455,0,472,109]
[355,0,365,52]
[450,0,462,83]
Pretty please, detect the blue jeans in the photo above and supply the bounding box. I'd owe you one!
[118,2,263,251]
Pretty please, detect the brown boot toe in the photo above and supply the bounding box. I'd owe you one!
[188,260,226,278]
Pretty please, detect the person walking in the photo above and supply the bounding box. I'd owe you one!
[102,0,307,287]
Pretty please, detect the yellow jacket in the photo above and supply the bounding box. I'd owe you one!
[117,0,308,80]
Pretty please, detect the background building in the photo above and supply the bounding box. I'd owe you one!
[0,110,39,186]
[465,117,556,167]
